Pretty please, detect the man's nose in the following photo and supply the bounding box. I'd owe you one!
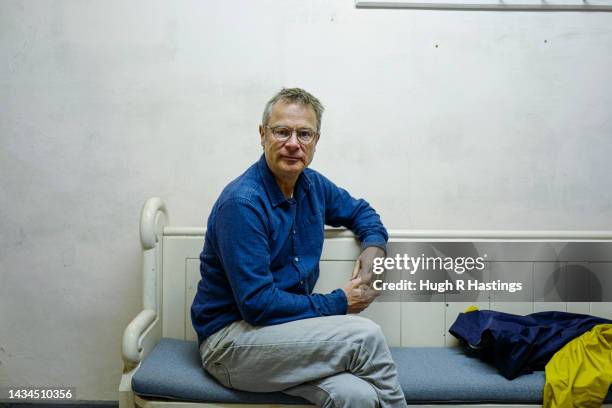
[284,132,300,148]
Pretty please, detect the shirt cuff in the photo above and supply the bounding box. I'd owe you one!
[330,288,348,315]
[360,235,387,255]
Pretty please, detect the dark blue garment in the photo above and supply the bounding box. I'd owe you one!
[449,310,612,380]
[191,154,388,347]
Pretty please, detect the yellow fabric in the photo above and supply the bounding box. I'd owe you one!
[464,305,479,313]
[543,324,612,408]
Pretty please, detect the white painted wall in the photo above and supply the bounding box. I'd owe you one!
[1,0,611,401]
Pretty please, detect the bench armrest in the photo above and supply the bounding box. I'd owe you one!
[120,197,169,370]
[122,309,160,368]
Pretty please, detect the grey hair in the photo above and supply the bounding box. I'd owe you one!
[262,88,325,132]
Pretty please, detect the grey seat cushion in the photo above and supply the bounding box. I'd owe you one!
[132,338,612,404]
[131,338,307,404]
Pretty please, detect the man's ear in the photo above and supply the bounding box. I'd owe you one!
[259,125,265,147]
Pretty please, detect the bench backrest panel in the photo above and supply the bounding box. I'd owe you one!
[160,233,612,346]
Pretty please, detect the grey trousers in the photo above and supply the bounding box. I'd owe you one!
[199,315,408,408]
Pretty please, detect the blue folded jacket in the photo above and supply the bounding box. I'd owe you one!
[449,310,612,380]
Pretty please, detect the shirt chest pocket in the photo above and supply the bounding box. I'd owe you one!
[301,211,324,252]
[303,210,323,227]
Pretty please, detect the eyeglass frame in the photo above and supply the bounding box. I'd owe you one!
[264,125,319,145]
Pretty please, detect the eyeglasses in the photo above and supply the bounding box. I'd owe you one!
[265,126,318,145]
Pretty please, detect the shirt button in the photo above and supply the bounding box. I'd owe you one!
[300,280,304,285]
[293,229,296,235]
[294,257,299,262]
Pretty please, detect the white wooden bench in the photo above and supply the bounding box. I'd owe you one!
[119,197,612,408]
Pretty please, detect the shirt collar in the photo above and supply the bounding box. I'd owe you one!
[257,154,312,207]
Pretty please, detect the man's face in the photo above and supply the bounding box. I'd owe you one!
[259,101,319,182]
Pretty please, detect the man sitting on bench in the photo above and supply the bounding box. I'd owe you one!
[191,87,408,408]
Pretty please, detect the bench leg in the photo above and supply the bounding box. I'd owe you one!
[119,366,138,408]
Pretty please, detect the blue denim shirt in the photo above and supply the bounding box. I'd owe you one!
[191,154,388,347]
